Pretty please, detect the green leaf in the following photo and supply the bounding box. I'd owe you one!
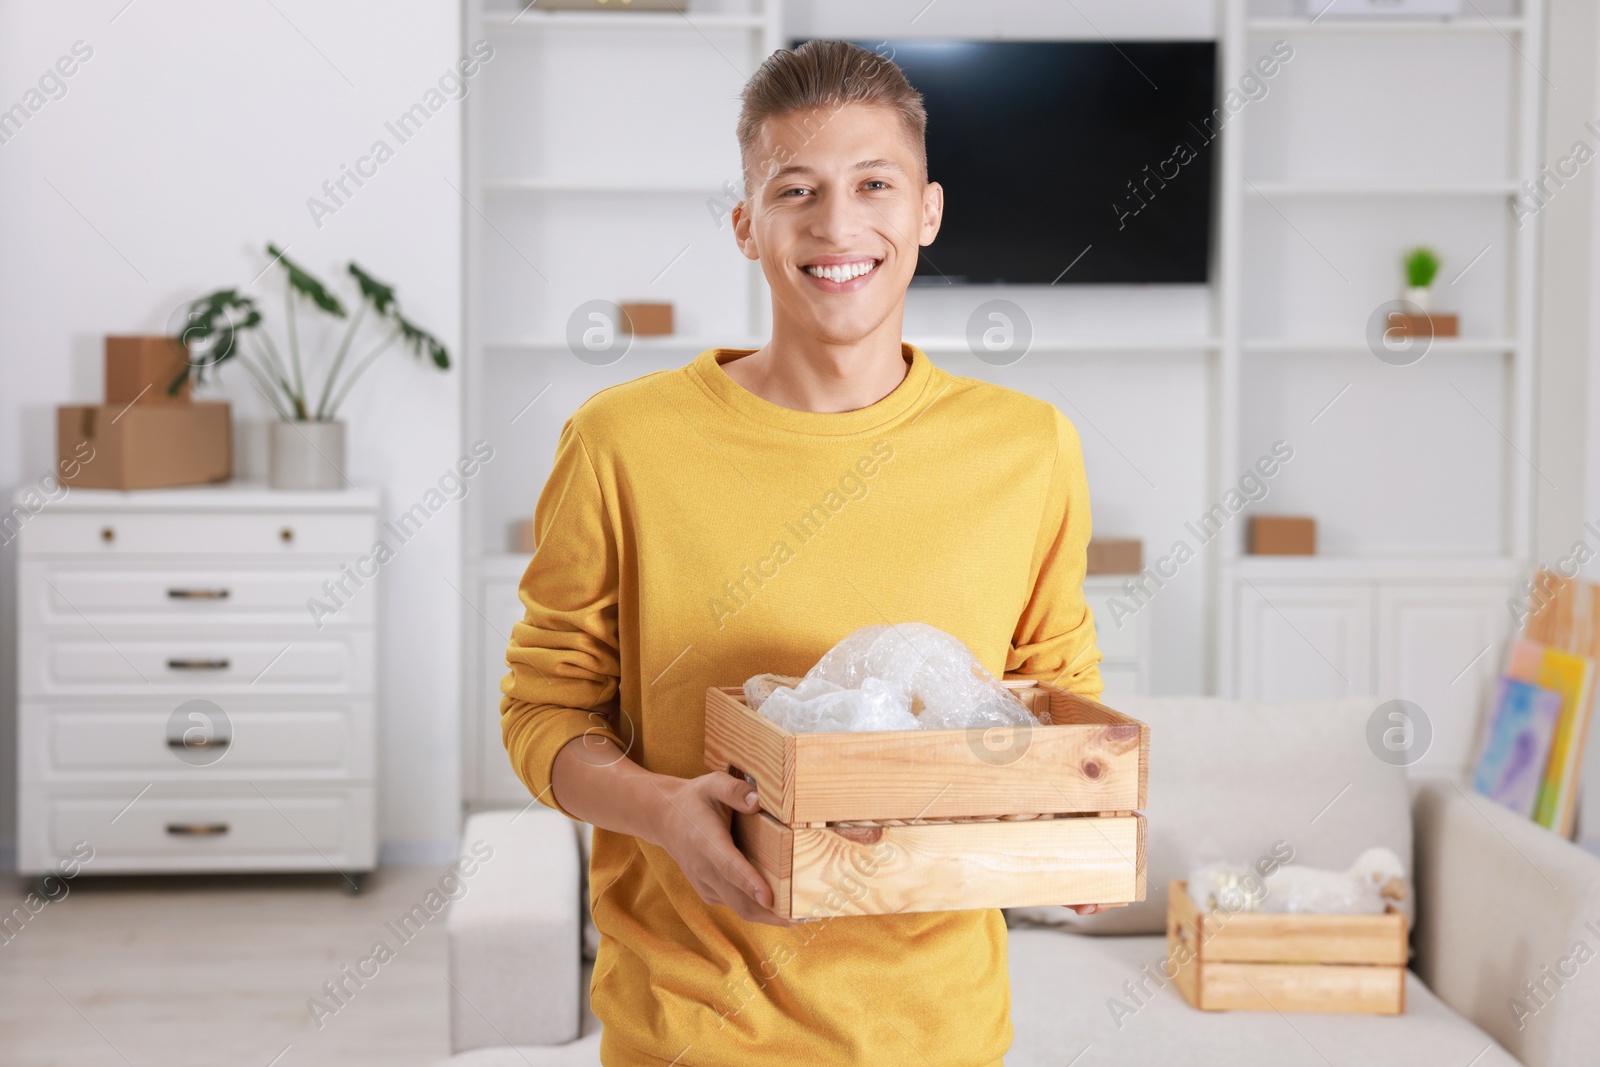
[170,289,263,393]
[1403,246,1440,289]
[396,314,452,370]
[347,259,451,371]
[268,242,346,317]
[347,262,398,317]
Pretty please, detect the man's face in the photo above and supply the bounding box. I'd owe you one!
[733,103,942,346]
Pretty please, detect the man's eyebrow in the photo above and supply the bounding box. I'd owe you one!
[767,158,908,182]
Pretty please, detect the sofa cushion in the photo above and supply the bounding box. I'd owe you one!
[1006,929,1518,1067]
[436,935,1519,1067]
[1011,697,1413,935]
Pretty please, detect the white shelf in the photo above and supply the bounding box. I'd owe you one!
[484,178,731,194]
[1246,16,1523,34]
[486,9,769,31]
[1242,338,1518,355]
[1228,554,1523,582]
[1245,180,1522,197]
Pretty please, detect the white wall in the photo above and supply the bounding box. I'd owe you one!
[0,0,465,864]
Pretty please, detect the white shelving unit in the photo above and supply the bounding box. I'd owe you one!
[1216,0,1544,776]
[460,0,785,806]
[457,0,1546,803]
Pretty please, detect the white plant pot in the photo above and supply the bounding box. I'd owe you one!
[269,420,347,491]
[1403,286,1433,313]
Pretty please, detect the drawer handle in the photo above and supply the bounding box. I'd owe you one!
[167,736,230,751]
[166,822,229,837]
[101,526,115,543]
[280,526,295,543]
[166,658,230,671]
[167,588,231,600]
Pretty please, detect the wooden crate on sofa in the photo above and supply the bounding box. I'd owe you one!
[1167,879,1408,1014]
[703,679,1148,920]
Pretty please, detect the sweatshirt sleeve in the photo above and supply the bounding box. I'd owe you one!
[501,417,626,816]
[1005,408,1104,700]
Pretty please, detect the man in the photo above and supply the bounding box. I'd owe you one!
[503,39,1104,1067]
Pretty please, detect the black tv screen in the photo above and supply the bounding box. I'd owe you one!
[802,40,1218,285]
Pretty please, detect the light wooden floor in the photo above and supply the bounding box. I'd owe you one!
[0,867,450,1067]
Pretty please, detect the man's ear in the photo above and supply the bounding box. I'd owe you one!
[731,199,760,262]
[919,180,944,248]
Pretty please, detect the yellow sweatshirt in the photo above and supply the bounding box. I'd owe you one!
[502,344,1102,1067]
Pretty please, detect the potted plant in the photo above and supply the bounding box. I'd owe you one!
[173,243,449,490]
[1402,246,1441,313]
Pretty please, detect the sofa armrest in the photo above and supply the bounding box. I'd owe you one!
[1412,778,1600,1067]
[446,808,583,1053]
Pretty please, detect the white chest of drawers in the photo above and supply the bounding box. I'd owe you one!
[14,484,379,882]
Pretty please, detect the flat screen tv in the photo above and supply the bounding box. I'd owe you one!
[796,40,1218,285]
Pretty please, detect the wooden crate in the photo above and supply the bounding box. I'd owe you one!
[705,679,1148,919]
[1167,880,1408,1014]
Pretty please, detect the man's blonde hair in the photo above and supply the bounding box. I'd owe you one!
[736,40,927,191]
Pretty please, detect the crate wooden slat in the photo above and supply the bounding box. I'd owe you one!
[1167,880,1407,1015]
[705,680,1148,824]
[735,810,1146,920]
[1197,962,1405,1014]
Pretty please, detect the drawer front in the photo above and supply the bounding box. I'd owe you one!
[20,701,372,781]
[22,562,374,629]
[19,511,375,558]
[18,785,375,874]
[26,634,372,695]
[735,811,1145,919]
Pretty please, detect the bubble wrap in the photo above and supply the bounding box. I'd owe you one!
[744,623,1034,733]
[1186,846,1411,918]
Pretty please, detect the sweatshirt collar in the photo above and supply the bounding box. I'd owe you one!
[689,343,936,437]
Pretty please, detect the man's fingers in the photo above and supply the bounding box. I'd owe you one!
[716,874,792,927]
[718,849,773,909]
[705,770,760,813]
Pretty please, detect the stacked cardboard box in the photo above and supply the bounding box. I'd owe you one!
[58,336,232,489]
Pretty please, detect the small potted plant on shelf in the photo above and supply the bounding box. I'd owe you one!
[174,243,449,490]
[1402,246,1441,312]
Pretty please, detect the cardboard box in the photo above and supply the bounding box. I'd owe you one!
[619,302,673,336]
[106,336,192,404]
[58,403,231,489]
[1386,312,1459,339]
[705,680,1148,919]
[1167,880,1407,1014]
[510,518,537,554]
[1087,538,1143,575]
[1248,516,1316,556]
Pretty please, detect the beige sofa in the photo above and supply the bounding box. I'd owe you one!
[438,697,1600,1067]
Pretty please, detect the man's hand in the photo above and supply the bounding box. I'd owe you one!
[550,736,792,927]
[647,771,793,927]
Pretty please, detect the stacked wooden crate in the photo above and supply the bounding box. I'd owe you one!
[704,679,1148,921]
[1167,880,1408,1014]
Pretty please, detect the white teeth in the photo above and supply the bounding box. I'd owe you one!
[805,260,876,282]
